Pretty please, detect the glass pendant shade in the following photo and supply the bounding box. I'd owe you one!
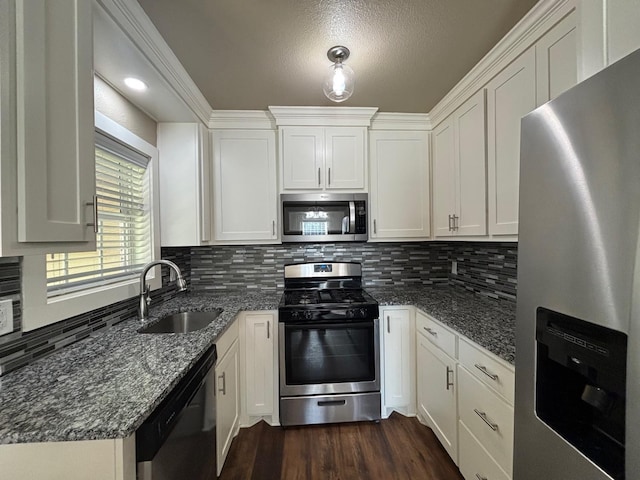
[323,62,355,102]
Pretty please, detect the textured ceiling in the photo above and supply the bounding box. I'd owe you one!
[136,0,538,113]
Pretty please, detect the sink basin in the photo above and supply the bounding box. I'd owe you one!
[139,309,222,334]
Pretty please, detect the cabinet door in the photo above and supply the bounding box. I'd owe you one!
[216,338,239,476]
[15,0,95,244]
[455,89,487,236]
[244,312,275,416]
[382,308,412,408]
[369,131,430,240]
[213,130,278,241]
[281,127,324,190]
[324,127,366,190]
[486,47,536,236]
[432,118,456,237]
[159,123,212,246]
[417,333,458,463]
[536,10,577,106]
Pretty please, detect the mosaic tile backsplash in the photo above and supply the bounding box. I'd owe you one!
[0,242,516,376]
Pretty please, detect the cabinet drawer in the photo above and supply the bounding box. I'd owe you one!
[458,366,514,475]
[459,338,514,405]
[215,319,239,358]
[459,422,510,480]
[416,310,457,358]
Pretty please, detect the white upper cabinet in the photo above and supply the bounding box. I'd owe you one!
[280,126,366,191]
[0,0,96,255]
[579,0,640,81]
[158,123,212,246]
[270,106,377,193]
[433,89,486,237]
[536,10,578,106]
[486,47,536,236]
[369,130,430,240]
[212,129,278,242]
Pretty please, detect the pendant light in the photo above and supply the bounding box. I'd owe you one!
[323,46,355,102]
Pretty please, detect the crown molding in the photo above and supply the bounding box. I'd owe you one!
[268,106,379,127]
[209,110,276,130]
[370,112,431,131]
[95,0,213,125]
[429,0,576,127]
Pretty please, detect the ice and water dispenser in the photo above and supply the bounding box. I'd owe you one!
[535,307,627,479]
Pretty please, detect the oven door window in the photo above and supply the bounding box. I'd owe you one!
[283,321,376,385]
[282,201,351,236]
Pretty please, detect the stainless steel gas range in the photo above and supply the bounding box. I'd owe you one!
[278,262,381,427]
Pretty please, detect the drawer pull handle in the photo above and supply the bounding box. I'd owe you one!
[424,327,438,337]
[446,366,453,390]
[474,409,498,431]
[474,364,499,381]
[475,474,487,480]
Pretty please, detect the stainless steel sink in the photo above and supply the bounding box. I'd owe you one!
[138,309,222,334]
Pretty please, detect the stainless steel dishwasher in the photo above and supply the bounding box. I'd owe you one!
[136,344,217,480]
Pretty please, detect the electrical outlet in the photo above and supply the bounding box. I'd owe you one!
[451,260,458,275]
[0,299,13,336]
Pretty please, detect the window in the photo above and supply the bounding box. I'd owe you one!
[46,133,152,296]
[21,112,160,332]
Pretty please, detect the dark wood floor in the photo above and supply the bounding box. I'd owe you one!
[219,413,464,480]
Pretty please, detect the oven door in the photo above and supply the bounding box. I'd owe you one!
[279,319,380,397]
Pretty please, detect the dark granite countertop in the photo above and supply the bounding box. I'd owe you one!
[0,285,514,446]
[367,286,516,365]
[0,291,278,445]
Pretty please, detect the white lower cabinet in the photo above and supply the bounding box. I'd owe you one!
[381,306,415,415]
[0,436,135,480]
[457,338,515,479]
[242,311,276,418]
[459,422,510,480]
[215,321,240,476]
[416,311,458,463]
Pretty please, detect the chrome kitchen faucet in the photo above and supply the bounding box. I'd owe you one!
[138,260,187,320]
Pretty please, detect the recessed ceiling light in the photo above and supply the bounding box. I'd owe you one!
[124,77,148,91]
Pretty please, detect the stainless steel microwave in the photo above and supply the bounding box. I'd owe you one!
[281,193,367,242]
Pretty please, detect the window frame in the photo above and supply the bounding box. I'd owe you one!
[21,112,161,332]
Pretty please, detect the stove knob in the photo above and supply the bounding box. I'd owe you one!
[346,309,354,318]
[291,311,299,319]
[359,308,368,318]
[304,311,313,320]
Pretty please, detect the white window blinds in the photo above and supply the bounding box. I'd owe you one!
[46,132,152,296]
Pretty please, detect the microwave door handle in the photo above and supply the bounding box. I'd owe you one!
[349,201,356,234]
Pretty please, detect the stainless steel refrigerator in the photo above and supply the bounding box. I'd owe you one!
[515,48,640,480]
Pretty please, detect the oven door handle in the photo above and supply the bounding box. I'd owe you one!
[349,201,356,234]
[284,321,374,330]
